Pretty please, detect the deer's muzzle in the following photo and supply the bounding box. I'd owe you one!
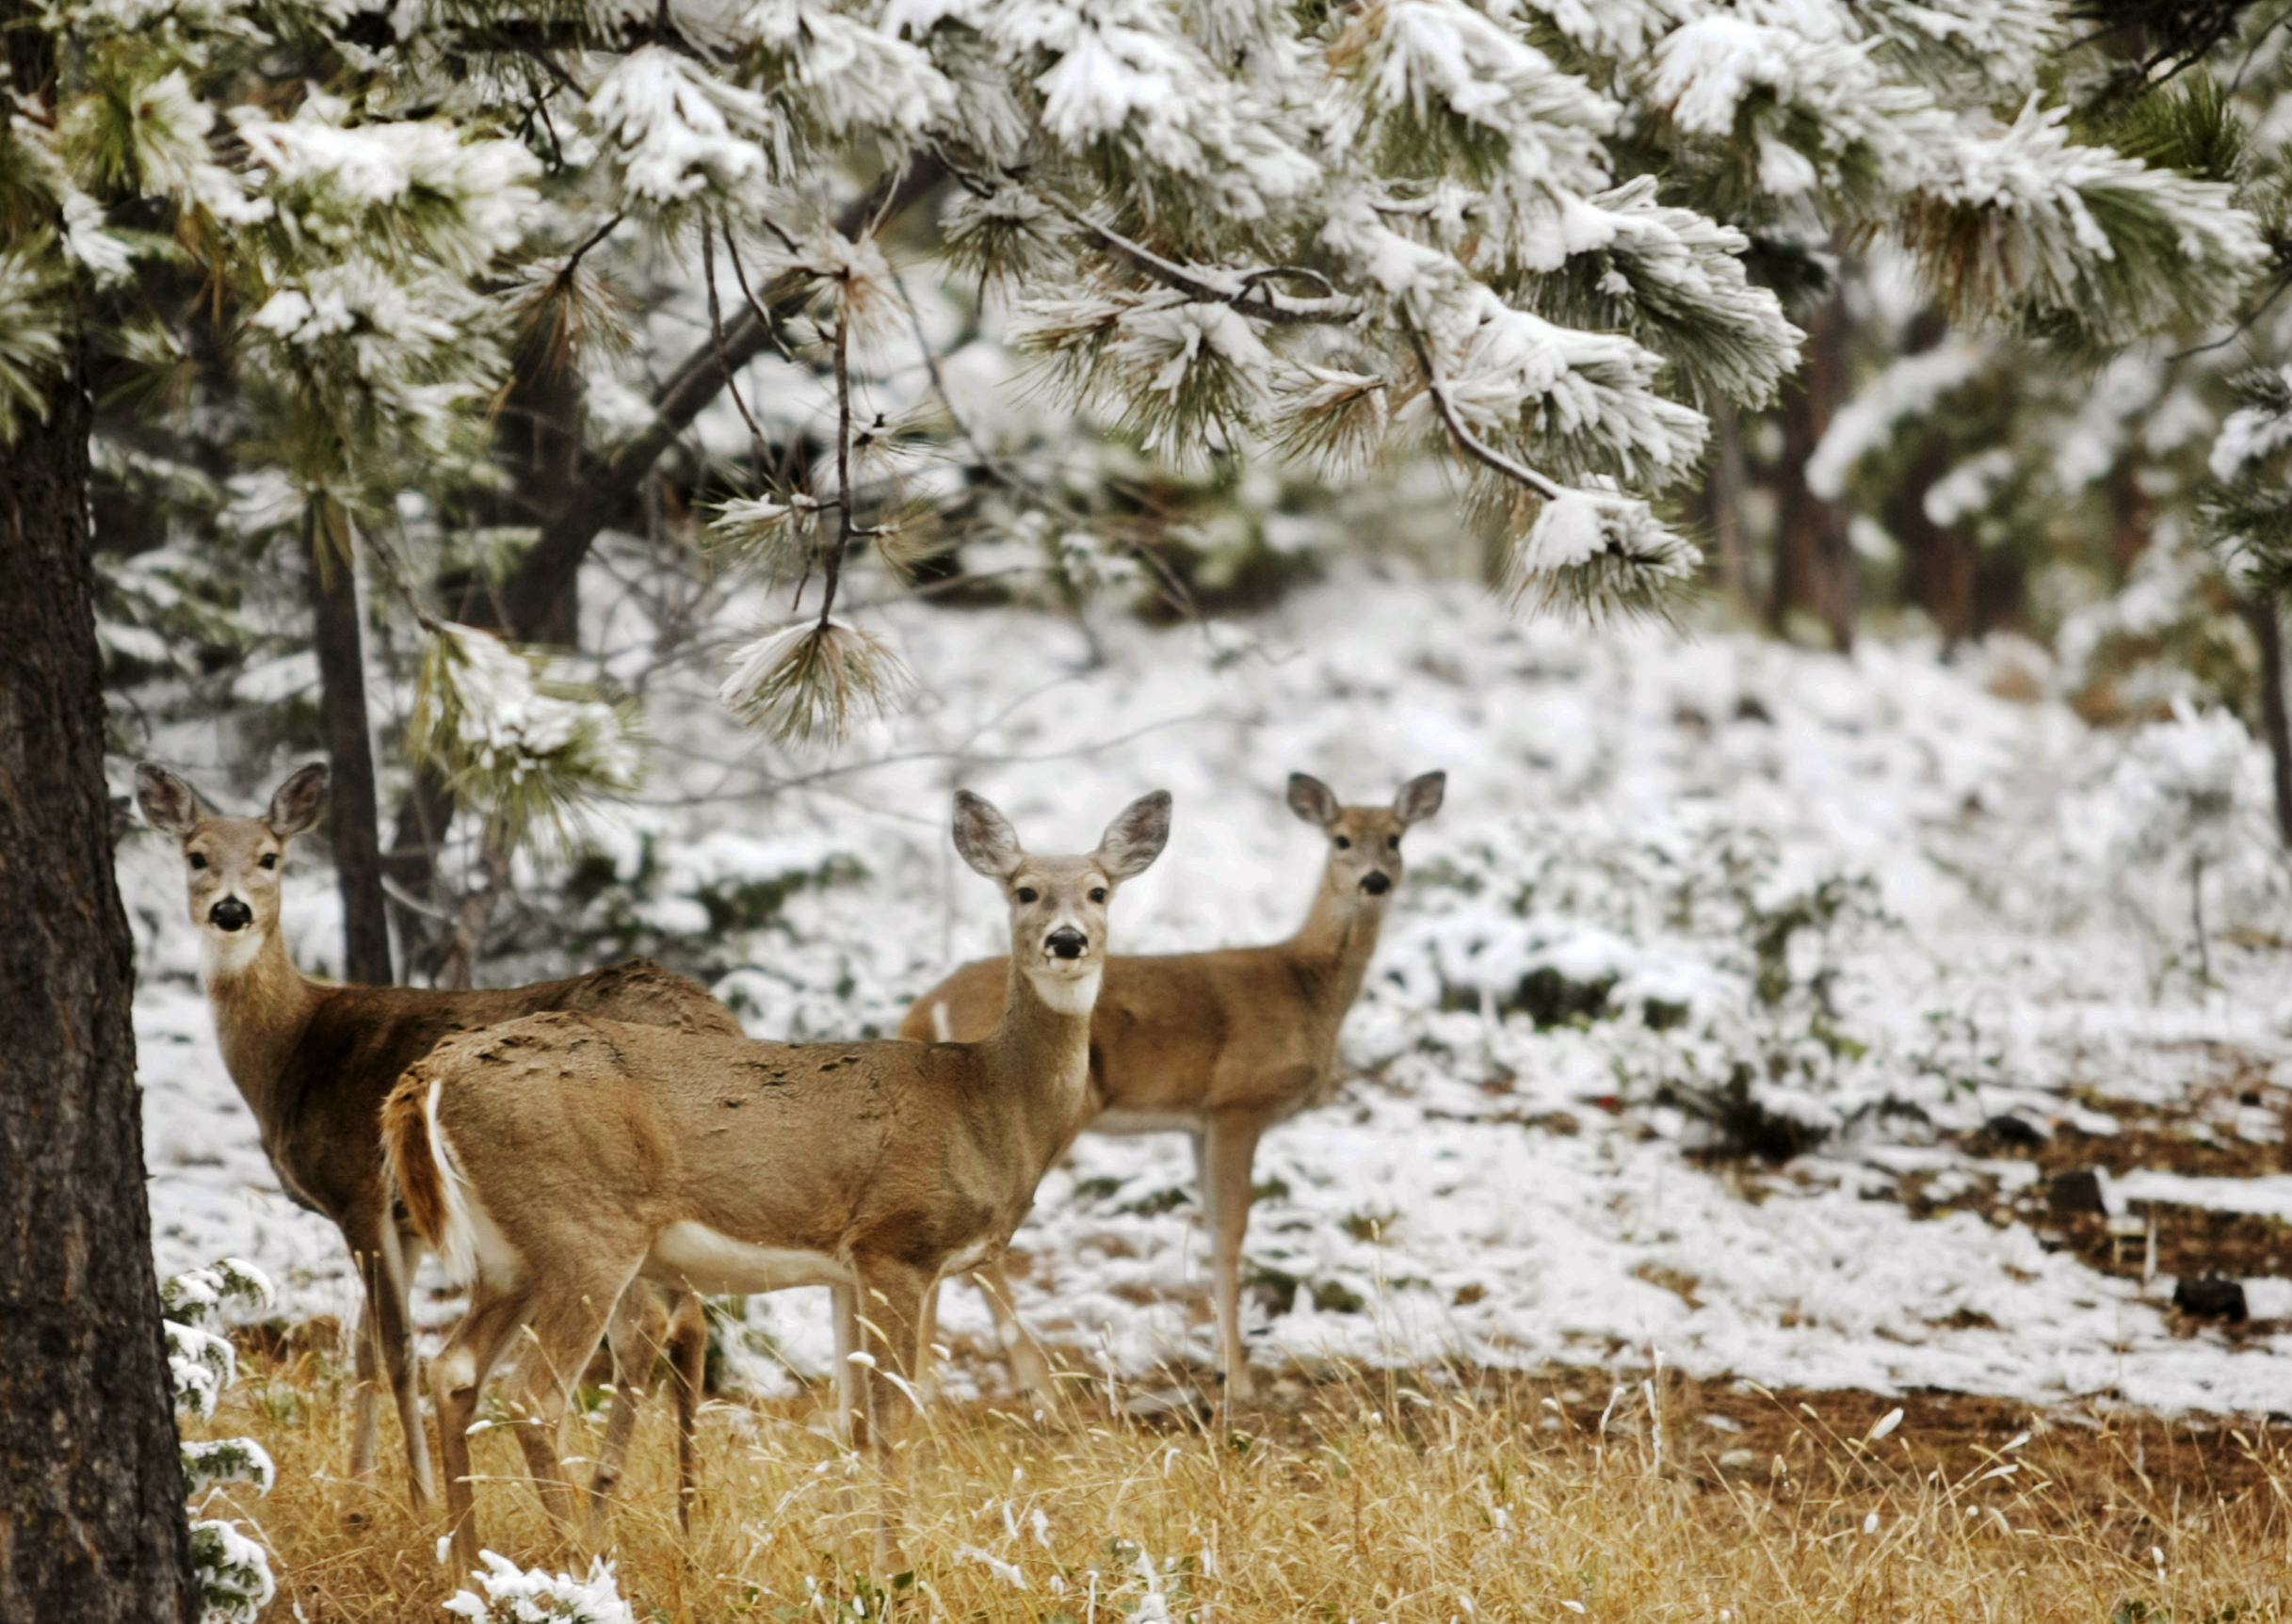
[209,897,253,931]
[1045,926,1089,960]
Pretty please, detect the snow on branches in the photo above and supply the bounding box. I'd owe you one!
[410,623,646,845]
[7,0,2268,641]
[162,1259,279,1624]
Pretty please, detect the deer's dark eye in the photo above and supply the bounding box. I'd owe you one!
[1090,887,1107,903]
[1016,887,1039,904]
[259,853,278,870]
[1389,836,1401,850]
[1334,836,1351,850]
[188,853,208,870]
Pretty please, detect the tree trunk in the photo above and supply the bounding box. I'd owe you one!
[1887,433,1975,645]
[1769,292,1857,652]
[1704,395,1754,605]
[0,351,196,1620]
[308,502,394,985]
[2240,596,2292,851]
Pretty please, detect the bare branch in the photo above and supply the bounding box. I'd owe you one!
[821,304,856,632]
[700,217,769,458]
[493,155,946,639]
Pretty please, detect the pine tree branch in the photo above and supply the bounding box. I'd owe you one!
[1025,187,1361,325]
[1404,323,1565,501]
[820,306,854,633]
[492,155,945,638]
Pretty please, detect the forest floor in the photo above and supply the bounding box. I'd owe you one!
[131,563,2292,1612]
[187,1348,2292,1622]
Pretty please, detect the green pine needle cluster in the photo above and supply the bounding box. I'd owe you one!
[718,619,915,748]
[410,623,646,850]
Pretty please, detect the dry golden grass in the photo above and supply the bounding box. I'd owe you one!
[195,1340,2292,1623]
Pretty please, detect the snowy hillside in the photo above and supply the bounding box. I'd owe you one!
[125,564,2292,1415]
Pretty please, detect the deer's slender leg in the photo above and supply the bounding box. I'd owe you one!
[831,1282,861,1446]
[378,1224,437,1506]
[1190,1125,1212,1237]
[346,1283,384,1507]
[1202,1114,1267,1404]
[914,1275,944,1406]
[433,1284,534,1574]
[970,1258,1054,1404]
[505,1273,632,1550]
[346,1214,435,1511]
[850,1259,936,1577]
[667,1290,708,1533]
[585,1286,668,1541]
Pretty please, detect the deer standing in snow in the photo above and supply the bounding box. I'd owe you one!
[901,771,1445,1403]
[383,788,1170,1568]
[135,762,738,1518]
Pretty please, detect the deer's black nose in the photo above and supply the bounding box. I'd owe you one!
[1360,871,1392,896]
[209,898,252,931]
[1046,926,1088,960]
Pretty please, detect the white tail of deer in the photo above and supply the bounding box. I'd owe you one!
[901,770,1445,1404]
[134,762,739,1519]
[384,788,1171,1568]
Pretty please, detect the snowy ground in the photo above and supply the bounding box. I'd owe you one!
[126,561,2292,1417]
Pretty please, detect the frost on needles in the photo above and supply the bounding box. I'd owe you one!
[0,0,2267,708]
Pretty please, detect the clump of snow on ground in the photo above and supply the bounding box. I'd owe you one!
[125,563,2292,1415]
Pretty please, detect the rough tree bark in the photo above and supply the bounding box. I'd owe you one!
[1770,292,1857,652]
[308,505,395,985]
[0,346,196,1617]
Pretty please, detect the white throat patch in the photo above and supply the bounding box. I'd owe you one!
[1026,965,1102,1017]
[200,924,265,983]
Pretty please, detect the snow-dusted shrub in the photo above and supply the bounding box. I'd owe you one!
[1378,815,1908,1156]
[444,1552,639,1624]
[2069,699,2287,976]
[162,1259,278,1624]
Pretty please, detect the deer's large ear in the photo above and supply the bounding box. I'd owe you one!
[1286,773,1340,827]
[953,791,1024,879]
[266,764,330,839]
[1395,770,1446,826]
[135,764,204,837]
[1096,790,1171,882]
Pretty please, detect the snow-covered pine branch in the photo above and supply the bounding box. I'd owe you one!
[21,0,2268,724]
[410,623,647,845]
[161,1260,279,1624]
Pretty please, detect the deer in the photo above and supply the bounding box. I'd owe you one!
[134,761,740,1521]
[381,788,1171,1568]
[900,770,1445,1405]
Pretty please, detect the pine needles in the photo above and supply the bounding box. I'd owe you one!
[408,623,645,853]
[717,618,915,748]
[0,237,69,442]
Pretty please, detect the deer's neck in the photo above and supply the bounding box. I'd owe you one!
[983,961,1098,1166]
[202,925,326,1129]
[1283,877,1388,1018]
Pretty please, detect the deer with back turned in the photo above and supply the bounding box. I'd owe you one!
[135,761,738,1518]
[383,788,1170,1568]
[901,770,1445,1403]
